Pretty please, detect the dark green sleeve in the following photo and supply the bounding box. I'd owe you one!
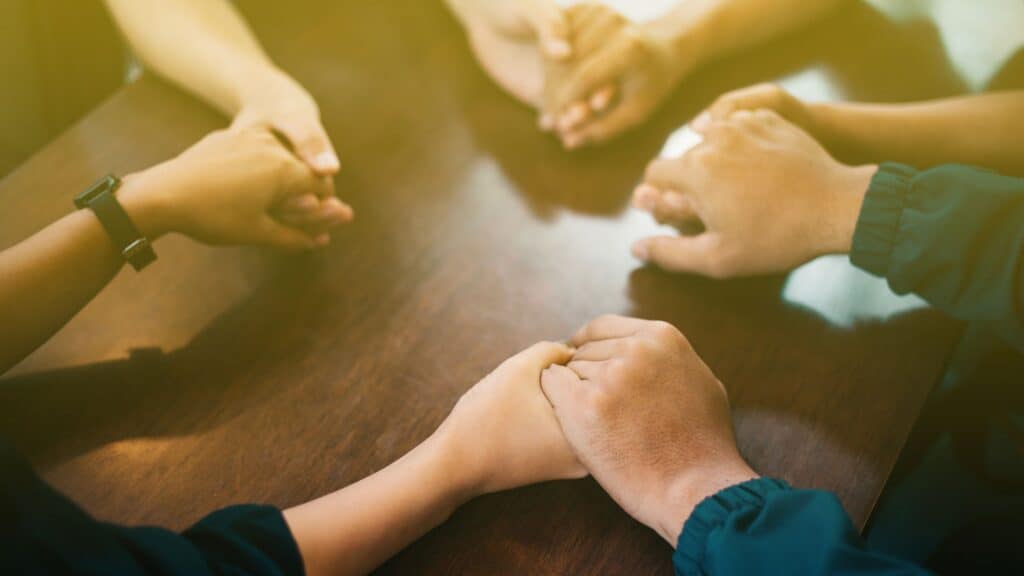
[673,478,928,575]
[851,163,1024,349]
[0,439,305,575]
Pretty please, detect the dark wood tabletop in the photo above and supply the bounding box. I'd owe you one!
[0,2,971,574]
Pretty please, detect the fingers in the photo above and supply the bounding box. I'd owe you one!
[274,119,341,177]
[589,85,616,113]
[528,0,572,59]
[276,196,354,232]
[557,102,592,134]
[554,36,632,117]
[570,314,649,347]
[540,86,614,134]
[632,185,698,227]
[642,157,685,190]
[566,359,606,381]
[279,193,319,214]
[571,338,626,362]
[258,217,324,251]
[631,234,721,276]
[561,100,642,148]
[540,363,586,409]
[700,83,791,127]
[568,5,627,59]
[513,341,575,373]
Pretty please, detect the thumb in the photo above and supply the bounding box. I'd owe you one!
[526,0,572,60]
[540,364,585,410]
[275,119,341,177]
[259,216,322,251]
[516,341,575,371]
[632,234,719,276]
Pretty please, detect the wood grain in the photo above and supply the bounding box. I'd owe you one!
[0,2,969,574]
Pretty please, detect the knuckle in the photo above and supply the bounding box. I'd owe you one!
[621,338,645,358]
[648,320,681,342]
[604,358,632,383]
[585,387,615,419]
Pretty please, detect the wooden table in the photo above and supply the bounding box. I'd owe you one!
[0,2,969,573]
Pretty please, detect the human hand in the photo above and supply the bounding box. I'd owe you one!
[541,315,757,545]
[693,83,817,135]
[120,125,352,250]
[232,67,349,233]
[445,0,572,107]
[541,4,689,149]
[434,341,587,497]
[631,109,877,278]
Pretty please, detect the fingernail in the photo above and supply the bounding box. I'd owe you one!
[314,233,330,247]
[331,201,355,222]
[632,185,658,211]
[563,133,583,149]
[590,89,612,111]
[631,241,649,261]
[691,112,712,132]
[665,192,688,212]
[545,39,572,60]
[290,194,318,211]
[539,113,555,131]
[313,151,340,173]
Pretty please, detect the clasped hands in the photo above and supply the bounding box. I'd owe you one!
[448,0,688,149]
[433,315,757,547]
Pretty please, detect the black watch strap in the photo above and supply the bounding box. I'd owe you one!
[74,175,157,271]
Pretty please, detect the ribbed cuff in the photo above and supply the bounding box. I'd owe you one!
[850,162,918,277]
[674,477,790,576]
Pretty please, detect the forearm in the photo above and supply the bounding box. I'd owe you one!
[0,177,167,374]
[104,0,279,116]
[651,0,844,68]
[809,92,1024,176]
[283,431,474,576]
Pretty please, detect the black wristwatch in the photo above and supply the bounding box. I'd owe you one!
[74,174,157,271]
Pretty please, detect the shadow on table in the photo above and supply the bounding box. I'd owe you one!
[0,254,342,469]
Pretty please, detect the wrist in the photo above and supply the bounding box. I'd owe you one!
[652,458,759,546]
[117,171,175,241]
[805,102,853,151]
[643,20,700,82]
[423,425,485,506]
[824,163,877,255]
[234,64,309,117]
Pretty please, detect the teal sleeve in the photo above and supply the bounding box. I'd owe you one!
[673,478,929,575]
[851,163,1024,349]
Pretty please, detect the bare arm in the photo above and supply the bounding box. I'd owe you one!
[104,0,340,175]
[283,434,470,576]
[704,85,1024,176]
[104,0,273,116]
[284,342,585,576]
[652,0,846,66]
[0,182,163,374]
[809,91,1024,176]
[0,126,348,375]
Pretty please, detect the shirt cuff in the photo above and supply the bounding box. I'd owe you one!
[183,504,305,576]
[674,477,790,575]
[850,162,919,277]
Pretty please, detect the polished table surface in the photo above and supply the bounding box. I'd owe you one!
[0,2,969,574]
